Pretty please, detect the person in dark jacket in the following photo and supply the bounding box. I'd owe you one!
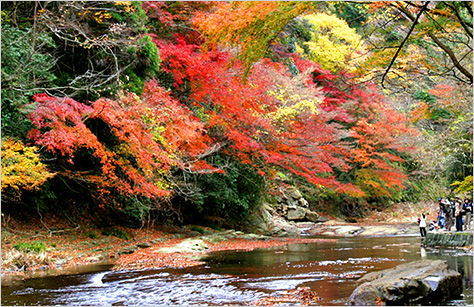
[444,199,454,231]
[454,196,463,232]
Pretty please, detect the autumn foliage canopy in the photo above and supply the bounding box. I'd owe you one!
[1,1,430,221]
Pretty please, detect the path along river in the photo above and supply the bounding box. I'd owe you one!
[2,234,473,306]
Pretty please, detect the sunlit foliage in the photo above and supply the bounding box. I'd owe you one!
[296,13,365,72]
[1,138,55,195]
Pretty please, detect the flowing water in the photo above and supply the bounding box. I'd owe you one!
[2,235,472,306]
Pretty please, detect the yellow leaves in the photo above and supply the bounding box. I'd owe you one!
[193,1,311,73]
[267,85,321,122]
[78,10,112,24]
[1,138,55,193]
[299,13,366,72]
[114,1,135,12]
[451,175,473,194]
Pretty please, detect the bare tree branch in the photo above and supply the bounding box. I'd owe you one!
[396,2,473,84]
[443,1,472,38]
[381,1,430,88]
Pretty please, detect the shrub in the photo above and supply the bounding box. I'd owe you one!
[190,226,205,234]
[86,231,99,239]
[102,228,130,240]
[13,241,47,253]
[182,156,266,225]
[2,249,51,270]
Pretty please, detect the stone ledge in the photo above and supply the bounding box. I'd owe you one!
[422,231,473,247]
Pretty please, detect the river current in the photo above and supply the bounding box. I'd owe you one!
[2,235,473,306]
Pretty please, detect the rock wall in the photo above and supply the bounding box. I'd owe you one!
[245,187,327,237]
[274,187,328,223]
[422,232,473,247]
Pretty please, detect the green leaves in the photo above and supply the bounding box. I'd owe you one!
[1,24,56,137]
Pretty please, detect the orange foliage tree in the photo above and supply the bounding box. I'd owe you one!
[292,56,418,201]
[157,38,417,199]
[15,1,422,222]
[24,81,218,205]
[192,1,312,74]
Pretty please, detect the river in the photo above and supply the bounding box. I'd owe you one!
[1,234,472,306]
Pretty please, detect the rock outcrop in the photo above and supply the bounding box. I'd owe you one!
[245,187,328,236]
[275,187,328,223]
[347,260,462,306]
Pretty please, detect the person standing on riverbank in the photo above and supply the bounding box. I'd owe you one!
[463,198,472,231]
[418,213,427,237]
[444,199,454,231]
[437,198,446,229]
[454,196,463,232]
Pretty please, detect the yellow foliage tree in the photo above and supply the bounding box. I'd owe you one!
[451,176,473,195]
[1,138,55,195]
[297,13,365,72]
[265,69,322,125]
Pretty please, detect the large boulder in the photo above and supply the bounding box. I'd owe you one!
[347,260,462,306]
[304,209,328,223]
[287,206,306,220]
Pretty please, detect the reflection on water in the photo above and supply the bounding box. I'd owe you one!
[1,235,472,306]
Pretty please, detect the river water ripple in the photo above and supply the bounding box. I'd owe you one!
[2,235,472,306]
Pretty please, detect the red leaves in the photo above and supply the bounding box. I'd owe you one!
[27,94,97,160]
[25,27,418,202]
[156,38,419,198]
[25,81,218,200]
[252,286,322,306]
[158,41,356,191]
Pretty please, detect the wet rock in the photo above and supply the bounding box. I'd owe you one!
[334,226,362,235]
[357,226,401,236]
[347,260,462,306]
[202,235,226,243]
[240,233,268,241]
[172,233,186,239]
[118,247,137,255]
[155,238,209,253]
[201,229,215,235]
[150,238,167,244]
[84,256,100,263]
[137,242,151,249]
[186,231,202,237]
[304,209,327,223]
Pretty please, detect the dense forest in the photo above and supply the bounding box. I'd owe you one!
[1,1,472,229]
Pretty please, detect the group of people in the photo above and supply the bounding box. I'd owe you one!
[436,196,472,232]
[418,196,472,237]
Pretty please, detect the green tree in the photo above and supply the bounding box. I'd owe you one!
[1,23,56,138]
